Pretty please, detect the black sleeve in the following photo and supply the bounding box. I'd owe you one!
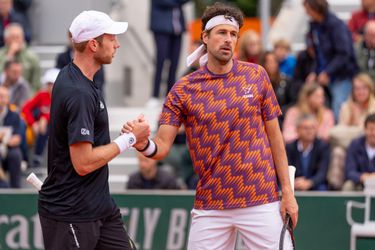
[66,90,96,145]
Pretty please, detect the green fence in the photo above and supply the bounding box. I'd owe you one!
[0,190,374,250]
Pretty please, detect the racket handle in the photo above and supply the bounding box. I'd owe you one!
[288,165,296,194]
[26,172,43,191]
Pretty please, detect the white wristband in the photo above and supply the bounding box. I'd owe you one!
[141,139,156,157]
[113,132,136,153]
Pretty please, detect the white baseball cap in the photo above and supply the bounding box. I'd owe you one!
[69,10,128,43]
[42,68,60,86]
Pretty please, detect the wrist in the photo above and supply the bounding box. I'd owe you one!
[137,139,158,158]
[136,139,150,152]
[113,132,136,153]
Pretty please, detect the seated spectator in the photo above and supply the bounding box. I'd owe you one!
[259,51,298,120]
[303,0,358,120]
[1,59,29,108]
[0,167,9,187]
[22,68,59,168]
[293,33,315,87]
[355,20,375,82]
[56,32,105,93]
[127,152,181,190]
[0,86,22,188]
[237,29,263,64]
[0,0,31,47]
[343,113,375,191]
[286,114,330,191]
[348,0,375,42]
[283,83,335,143]
[0,23,40,91]
[273,38,296,78]
[328,73,375,190]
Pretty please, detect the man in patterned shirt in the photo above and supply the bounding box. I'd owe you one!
[126,3,298,249]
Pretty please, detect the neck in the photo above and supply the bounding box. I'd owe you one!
[367,6,375,13]
[73,53,100,81]
[206,57,233,75]
[142,167,158,180]
[300,140,313,150]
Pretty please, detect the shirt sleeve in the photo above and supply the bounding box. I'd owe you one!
[159,79,187,127]
[259,66,282,121]
[66,90,96,145]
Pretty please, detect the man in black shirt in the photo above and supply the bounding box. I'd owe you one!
[38,10,150,250]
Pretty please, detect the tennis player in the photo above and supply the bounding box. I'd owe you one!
[38,11,150,250]
[125,3,298,249]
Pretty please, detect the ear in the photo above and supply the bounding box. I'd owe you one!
[202,31,209,45]
[88,39,98,52]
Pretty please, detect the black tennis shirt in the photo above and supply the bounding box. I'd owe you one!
[38,62,116,222]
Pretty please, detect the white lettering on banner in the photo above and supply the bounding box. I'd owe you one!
[6,215,30,249]
[167,209,188,249]
[0,215,9,249]
[143,208,161,250]
[0,214,44,250]
[31,214,44,249]
[128,208,140,249]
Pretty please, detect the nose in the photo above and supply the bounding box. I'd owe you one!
[114,36,120,48]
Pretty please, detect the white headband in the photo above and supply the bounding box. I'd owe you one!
[186,15,239,67]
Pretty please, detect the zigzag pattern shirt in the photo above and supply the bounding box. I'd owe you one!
[160,59,281,210]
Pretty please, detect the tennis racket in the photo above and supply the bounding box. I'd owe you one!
[279,165,296,250]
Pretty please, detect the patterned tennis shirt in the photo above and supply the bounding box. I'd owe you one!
[159,59,282,210]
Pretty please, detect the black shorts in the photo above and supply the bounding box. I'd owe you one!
[39,208,136,250]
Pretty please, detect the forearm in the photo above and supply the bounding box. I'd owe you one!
[266,120,293,194]
[138,124,178,161]
[70,142,121,176]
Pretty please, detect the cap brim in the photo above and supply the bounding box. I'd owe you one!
[105,21,128,35]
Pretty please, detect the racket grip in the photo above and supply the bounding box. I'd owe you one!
[26,172,43,191]
[288,165,296,194]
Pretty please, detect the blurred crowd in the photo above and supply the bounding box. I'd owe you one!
[1,0,375,192]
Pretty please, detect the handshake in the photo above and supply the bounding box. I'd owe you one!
[113,114,153,155]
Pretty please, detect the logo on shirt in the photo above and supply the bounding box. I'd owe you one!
[81,128,90,136]
[242,86,254,98]
[99,101,105,110]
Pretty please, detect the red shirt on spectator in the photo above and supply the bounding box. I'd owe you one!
[348,9,375,41]
[22,90,51,126]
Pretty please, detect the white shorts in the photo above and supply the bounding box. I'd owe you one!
[187,201,293,250]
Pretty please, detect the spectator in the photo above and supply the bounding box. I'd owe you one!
[293,33,316,86]
[348,0,375,42]
[303,0,358,120]
[0,0,30,47]
[328,73,375,189]
[238,29,263,64]
[273,39,297,78]
[147,0,190,108]
[283,83,335,143]
[22,68,59,168]
[355,20,375,82]
[0,86,22,188]
[127,152,181,189]
[286,114,330,191]
[259,51,298,123]
[0,23,40,91]
[343,113,375,191]
[12,0,32,33]
[1,59,29,108]
[0,167,9,187]
[56,32,106,94]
